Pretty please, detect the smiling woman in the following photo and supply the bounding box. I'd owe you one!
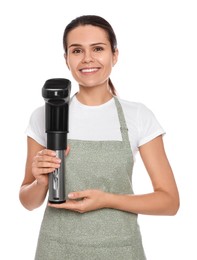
[19,15,179,260]
[64,25,118,104]
[63,15,118,97]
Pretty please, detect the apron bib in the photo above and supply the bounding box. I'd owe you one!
[35,97,146,260]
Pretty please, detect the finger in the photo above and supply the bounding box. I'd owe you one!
[48,199,84,212]
[65,146,70,156]
[68,190,90,200]
[36,163,61,170]
[32,157,61,171]
[35,155,61,163]
[32,160,60,176]
[35,159,61,168]
[38,149,57,157]
[48,201,70,209]
[36,167,57,175]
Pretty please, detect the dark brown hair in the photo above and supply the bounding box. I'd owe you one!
[63,15,117,95]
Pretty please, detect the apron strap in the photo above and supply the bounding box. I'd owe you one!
[113,96,130,144]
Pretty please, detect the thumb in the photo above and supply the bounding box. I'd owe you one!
[68,190,89,200]
[65,145,70,156]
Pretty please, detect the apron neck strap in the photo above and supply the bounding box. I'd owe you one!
[113,96,130,144]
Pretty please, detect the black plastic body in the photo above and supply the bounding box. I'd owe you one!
[42,78,71,203]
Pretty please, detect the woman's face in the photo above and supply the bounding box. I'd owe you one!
[65,25,118,89]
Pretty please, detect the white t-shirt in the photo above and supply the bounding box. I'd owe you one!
[25,96,165,159]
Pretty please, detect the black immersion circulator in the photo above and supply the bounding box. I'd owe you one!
[42,78,71,203]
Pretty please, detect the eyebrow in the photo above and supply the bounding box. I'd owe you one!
[68,42,107,48]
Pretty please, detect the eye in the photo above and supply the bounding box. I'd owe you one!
[93,46,104,52]
[72,48,83,54]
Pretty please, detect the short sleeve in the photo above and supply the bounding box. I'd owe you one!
[25,106,47,147]
[137,104,165,147]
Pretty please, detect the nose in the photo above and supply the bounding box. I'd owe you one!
[82,50,94,63]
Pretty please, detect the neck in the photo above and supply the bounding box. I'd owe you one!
[76,85,113,106]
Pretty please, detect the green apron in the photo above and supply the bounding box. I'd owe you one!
[35,97,146,260]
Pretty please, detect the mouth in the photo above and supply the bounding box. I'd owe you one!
[79,67,100,73]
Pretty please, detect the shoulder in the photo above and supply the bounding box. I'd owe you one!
[26,106,45,132]
[116,96,165,147]
[117,96,148,109]
[116,97,153,119]
[28,105,45,125]
[30,105,45,118]
[29,105,45,131]
[26,105,46,146]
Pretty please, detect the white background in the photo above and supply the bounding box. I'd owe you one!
[0,0,196,259]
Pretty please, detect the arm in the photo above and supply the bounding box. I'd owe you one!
[19,137,61,211]
[49,136,180,216]
[106,135,180,215]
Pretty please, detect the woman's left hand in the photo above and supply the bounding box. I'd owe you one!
[48,189,108,213]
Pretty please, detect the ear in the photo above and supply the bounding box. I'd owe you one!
[64,53,70,70]
[112,48,119,66]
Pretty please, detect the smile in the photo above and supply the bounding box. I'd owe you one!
[80,68,99,73]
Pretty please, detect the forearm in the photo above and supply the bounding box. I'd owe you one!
[105,191,179,216]
[19,180,48,211]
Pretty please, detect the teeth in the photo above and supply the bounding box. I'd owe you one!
[81,68,98,73]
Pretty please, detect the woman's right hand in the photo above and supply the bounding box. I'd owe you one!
[32,149,61,187]
[20,138,71,210]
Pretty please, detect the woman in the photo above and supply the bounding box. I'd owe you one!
[19,15,179,259]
